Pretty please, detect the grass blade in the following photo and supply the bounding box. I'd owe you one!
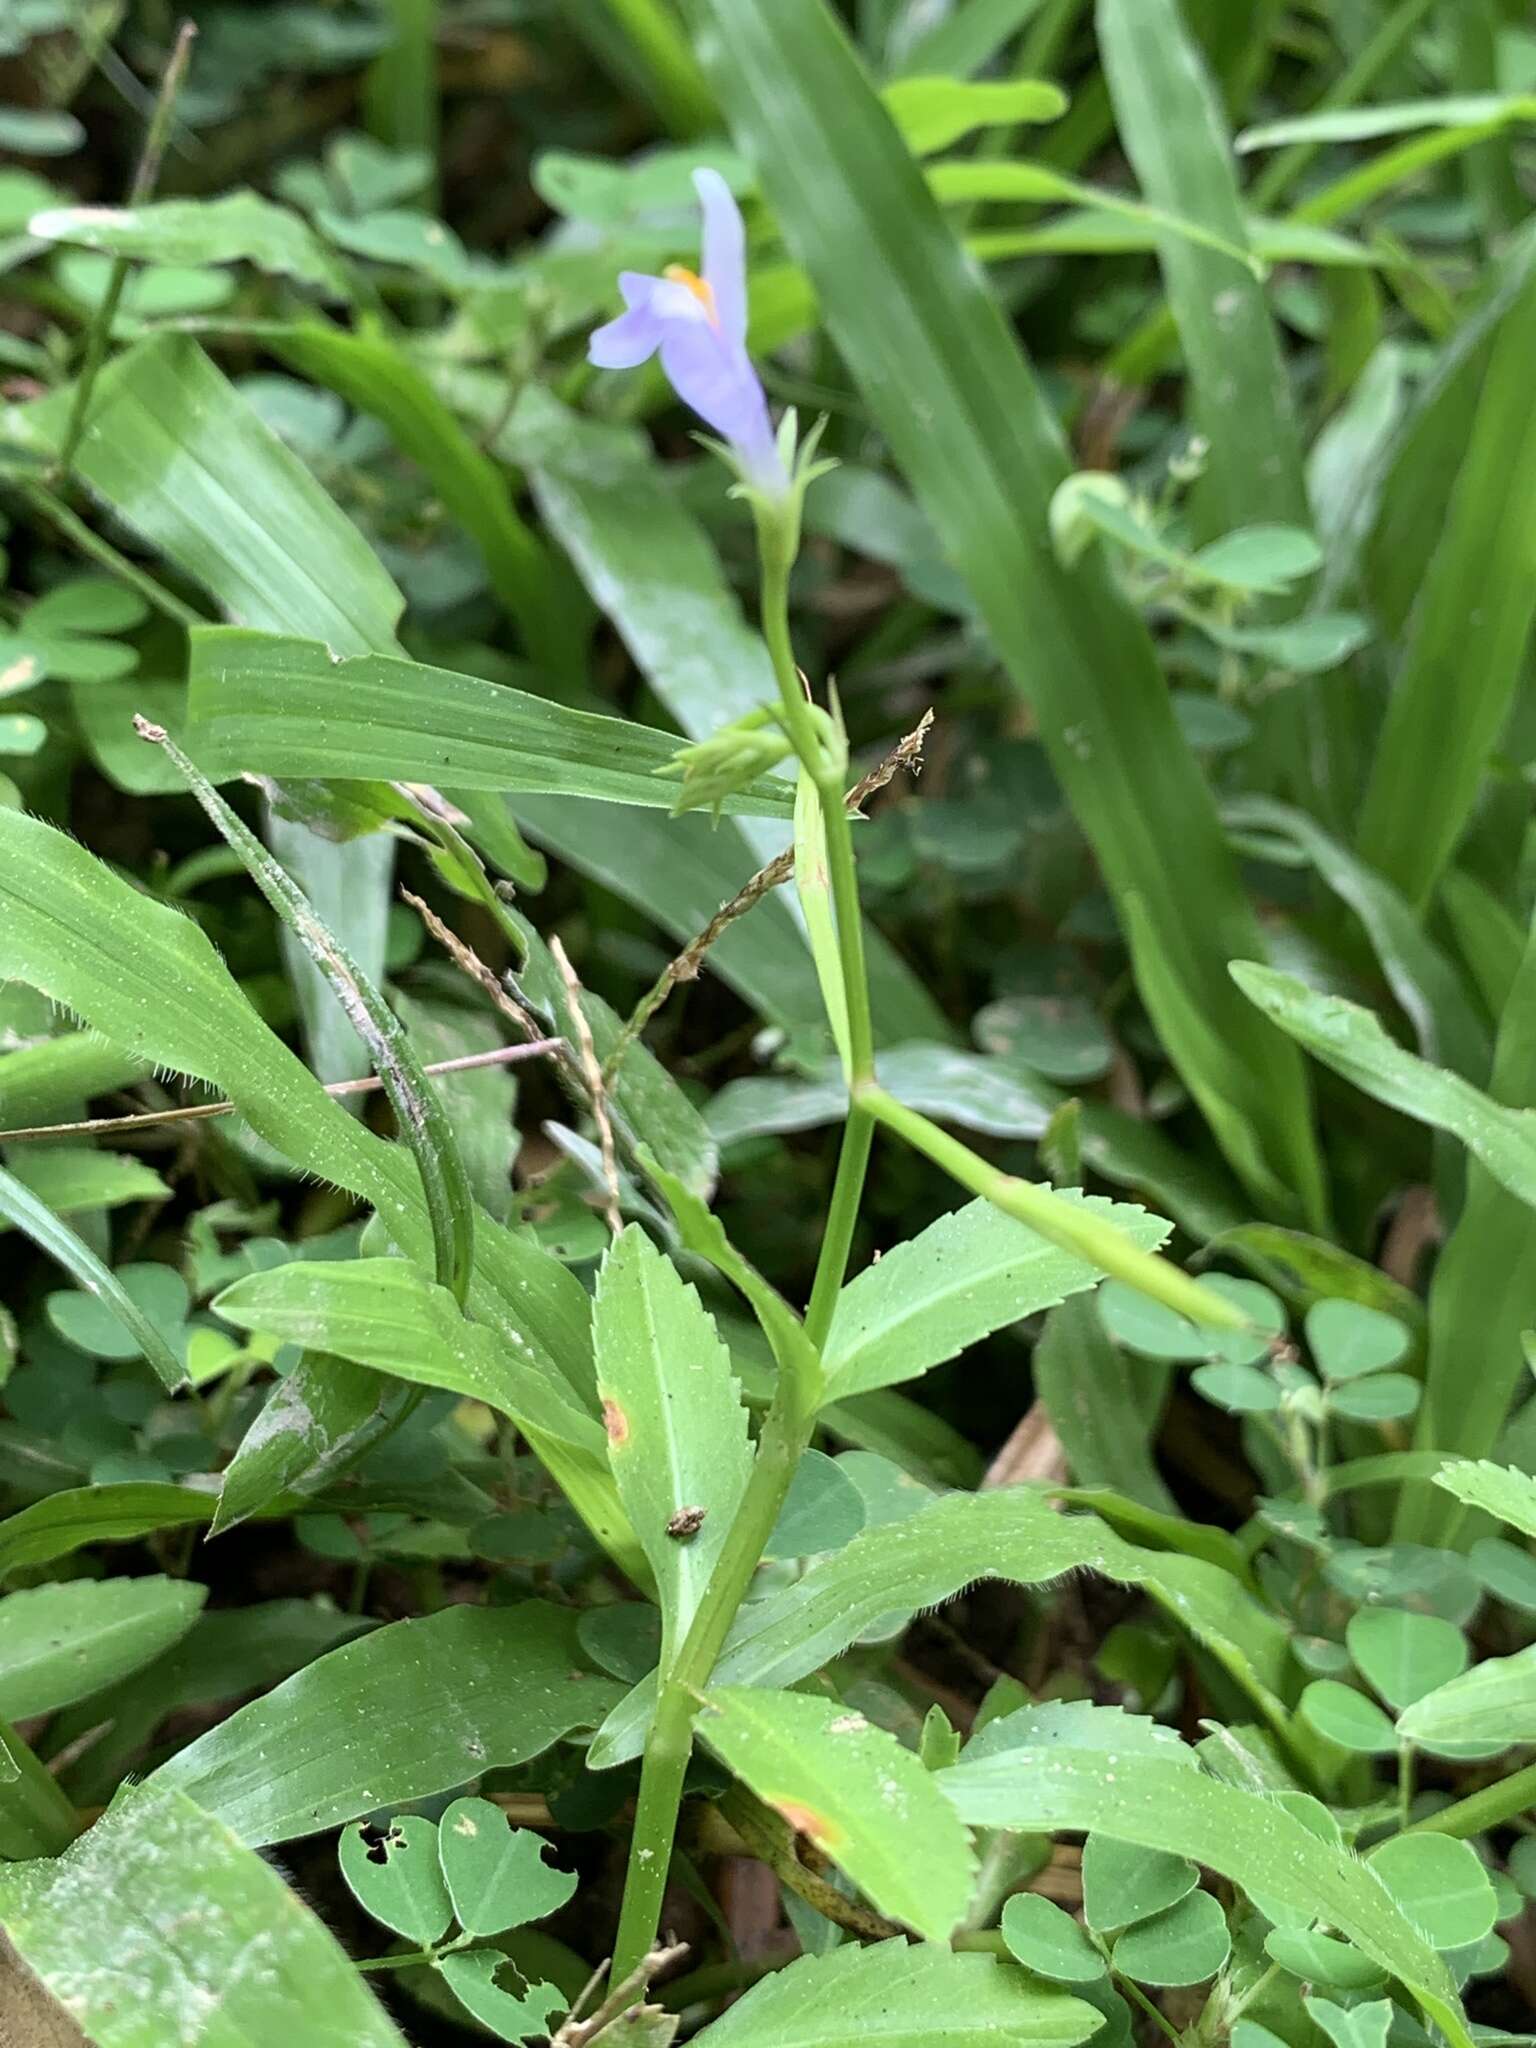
[141,719,475,1306]
[682,0,1324,1224]
[1356,258,1536,906]
[0,1161,186,1392]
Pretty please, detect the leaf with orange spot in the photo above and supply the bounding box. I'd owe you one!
[702,1686,975,1941]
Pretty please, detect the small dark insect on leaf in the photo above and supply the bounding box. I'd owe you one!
[359,1822,404,1866]
[666,1505,707,1542]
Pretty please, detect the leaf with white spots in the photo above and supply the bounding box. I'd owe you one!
[0,1783,408,2046]
[594,1226,752,1664]
[151,1602,619,1846]
[700,1687,976,1941]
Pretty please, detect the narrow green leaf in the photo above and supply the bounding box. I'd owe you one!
[214,1260,601,1462]
[883,74,1067,153]
[1034,1303,1176,1514]
[593,1226,752,1664]
[823,1192,1170,1399]
[680,0,1323,1221]
[0,1162,185,1391]
[149,724,475,1306]
[152,1602,619,1846]
[1356,258,1536,906]
[701,1687,976,1941]
[937,1751,1465,2044]
[683,1940,1102,2047]
[1238,96,1536,152]
[0,1484,215,1578]
[591,1487,1290,1767]
[1396,1646,1536,1749]
[1231,962,1536,1207]
[186,627,793,817]
[0,1577,205,1720]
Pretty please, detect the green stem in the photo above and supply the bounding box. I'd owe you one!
[611,1360,819,1979]
[1402,1759,1536,1840]
[0,1716,83,1859]
[57,20,196,479]
[860,1084,1251,1331]
[804,1104,874,1351]
[1117,1971,1187,2048]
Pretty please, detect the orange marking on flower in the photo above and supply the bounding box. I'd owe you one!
[773,1799,844,1848]
[664,263,718,324]
[601,1398,629,1446]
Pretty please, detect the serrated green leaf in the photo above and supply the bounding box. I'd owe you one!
[1082,1837,1198,1935]
[437,1798,577,1937]
[0,1577,204,1719]
[1346,1609,1468,1711]
[0,1785,408,2046]
[593,1227,751,1665]
[1367,1835,1497,1952]
[591,1488,1290,1768]
[701,1687,976,1941]
[1001,1894,1107,1984]
[681,1938,1101,2046]
[1434,1461,1536,1537]
[151,1602,619,1845]
[824,1193,1170,1399]
[1111,1889,1229,1986]
[339,1814,452,1945]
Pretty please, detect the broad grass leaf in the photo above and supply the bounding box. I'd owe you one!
[823,1192,1170,1399]
[937,1749,1466,2044]
[3,1147,168,1215]
[0,1577,204,1719]
[152,1602,619,1846]
[212,1352,390,1535]
[1033,1301,1177,1514]
[593,1227,752,1664]
[701,1687,976,1941]
[685,1939,1102,2046]
[185,628,792,819]
[0,1784,408,2047]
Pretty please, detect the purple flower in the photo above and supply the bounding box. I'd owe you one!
[589,168,785,495]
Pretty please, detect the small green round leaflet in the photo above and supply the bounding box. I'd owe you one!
[338,1814,453,1945]
[1305,1300,1410,1381]
[1305,1995,1393,2048]
[1265,1928,1387,1991]
[1191,1362,1281,1413]
[1469,1537,1536,1614]
[436,1950,566,2043]
[1111,1889,1230,1986]
[1097,1273,1281,1366]
[1346,1608,1468,1710]
[1325,1374,1420,1423]
[1000,1893,1106,1983]
[1510,1835,1536,1898]
[437,1797,578,1938]
[1298,1680,1398,1754]
[1367,1833,1497,1951]
[762,1449,866,1558]
[1081,1836,1198,1934]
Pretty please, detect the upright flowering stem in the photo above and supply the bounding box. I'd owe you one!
[609,495,881,1987]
